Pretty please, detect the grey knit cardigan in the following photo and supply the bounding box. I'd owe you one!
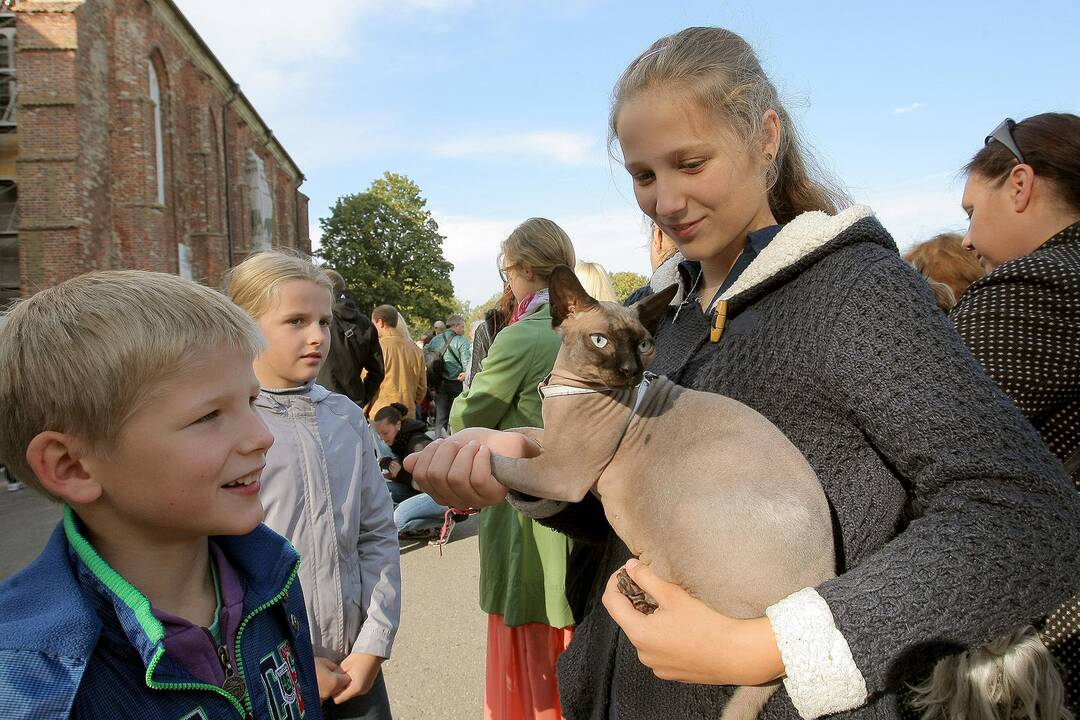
[524,209,1080,720]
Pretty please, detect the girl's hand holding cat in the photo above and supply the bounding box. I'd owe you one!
[602,559,786,687]
[403,428,540,508]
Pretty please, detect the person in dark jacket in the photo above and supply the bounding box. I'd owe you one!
[316,269,384,408]
[952,112,1080,712]
[403,27,1080,720]
[373,402,434,499]
[372,403,450,539]
[467,289,513,387]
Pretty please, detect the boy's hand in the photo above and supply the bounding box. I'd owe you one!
[333,653,385,703]
[314,656,350,701]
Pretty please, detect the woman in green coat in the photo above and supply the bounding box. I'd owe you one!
[449,218,577,720]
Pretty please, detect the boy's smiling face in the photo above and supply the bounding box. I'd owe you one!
[77,346,274,542]
[253,279,333,389]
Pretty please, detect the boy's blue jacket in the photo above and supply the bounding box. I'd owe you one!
[0,508,324,720]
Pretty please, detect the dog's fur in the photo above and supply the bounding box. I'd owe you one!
[489,265,1069,720]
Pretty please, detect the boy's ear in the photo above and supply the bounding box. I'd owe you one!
[549,265,599,328]
[26,431,102,505]
[633,283,678,336]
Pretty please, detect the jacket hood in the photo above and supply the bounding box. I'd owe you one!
[676,205,895,312]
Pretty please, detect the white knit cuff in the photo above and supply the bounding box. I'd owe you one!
[765,588,868,719]
[505,492,568,519]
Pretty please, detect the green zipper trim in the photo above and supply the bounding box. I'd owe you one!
[64,506,300,717]
[62,506,165,644]
[232,558,301,714]
[145,647,248,717]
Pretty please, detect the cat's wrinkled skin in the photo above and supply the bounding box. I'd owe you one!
[489,265,836,720]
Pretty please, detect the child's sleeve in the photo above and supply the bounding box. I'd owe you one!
[351,419,402,659]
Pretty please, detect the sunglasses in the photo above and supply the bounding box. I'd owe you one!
[985,118,1026,165]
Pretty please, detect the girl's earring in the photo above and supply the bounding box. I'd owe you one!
[765,152,774,162]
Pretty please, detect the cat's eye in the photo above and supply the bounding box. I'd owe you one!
[638,339,654,353]
[590,334,609,349]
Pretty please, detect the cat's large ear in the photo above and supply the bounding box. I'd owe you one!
[549,265,599,328]
[632,283,678,336]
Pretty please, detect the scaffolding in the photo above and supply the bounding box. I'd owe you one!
[0,1,15,303]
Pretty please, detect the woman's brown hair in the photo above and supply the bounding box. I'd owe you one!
[609,27,848,224]
[965,113,1080,214]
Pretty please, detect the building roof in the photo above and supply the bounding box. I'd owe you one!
[153,0,304,184]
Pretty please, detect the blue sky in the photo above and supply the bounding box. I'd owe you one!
[177,0,1080,304]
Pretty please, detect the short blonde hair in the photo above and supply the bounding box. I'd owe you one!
[0,271,263,497]
[225,250,333,318]
[574,261,617,302]
[499,218,576,283]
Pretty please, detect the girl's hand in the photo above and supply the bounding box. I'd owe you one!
[333,653,384,703]
[403,427,538,508]
[313,656,350,701]
[602,560,785,686]
[386,460,401,479]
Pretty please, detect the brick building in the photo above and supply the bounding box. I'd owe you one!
[10,0,309,303]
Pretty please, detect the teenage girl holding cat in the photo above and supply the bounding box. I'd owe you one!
[406,27,1080,719]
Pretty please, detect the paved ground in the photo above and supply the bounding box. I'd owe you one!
[0,488,486,719]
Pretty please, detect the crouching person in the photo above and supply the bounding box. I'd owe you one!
[0,271,323,720]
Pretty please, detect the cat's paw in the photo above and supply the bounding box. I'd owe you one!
[617,568,659,615]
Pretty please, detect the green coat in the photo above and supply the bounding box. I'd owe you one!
[450,304,575,629]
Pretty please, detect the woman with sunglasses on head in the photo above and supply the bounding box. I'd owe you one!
[406,30,1080,720]
[952,112,1080,712]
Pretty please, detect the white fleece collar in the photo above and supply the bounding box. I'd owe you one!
[719,205,875,302]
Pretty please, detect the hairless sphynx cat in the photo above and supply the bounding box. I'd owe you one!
[488,265,836,720]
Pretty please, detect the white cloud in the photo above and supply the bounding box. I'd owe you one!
[172,0,472,112]
[432,131,602,166]
[892,101,927,116]
[852,171,966,252]
[435,207,650,304]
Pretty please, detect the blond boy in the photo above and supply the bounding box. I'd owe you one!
[0,271,325,720]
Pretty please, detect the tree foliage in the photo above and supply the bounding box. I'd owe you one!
[611,271,650,303]
[317,173,455,330]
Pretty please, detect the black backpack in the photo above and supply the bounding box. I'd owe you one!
[424,332,461,393]
[316,295,383,406]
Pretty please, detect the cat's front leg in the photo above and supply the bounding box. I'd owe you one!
[490,452,595,503]
[503,426,544,447]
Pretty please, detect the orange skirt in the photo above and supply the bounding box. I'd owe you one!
[484,613,574,720]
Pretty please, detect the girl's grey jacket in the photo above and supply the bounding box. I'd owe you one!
[255,383,401,663]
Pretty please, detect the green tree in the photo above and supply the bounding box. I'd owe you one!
[318,172,455,329]
[611,271,649,303]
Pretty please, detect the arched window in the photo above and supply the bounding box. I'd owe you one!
[244,149,273,250]
[148,61,165,205]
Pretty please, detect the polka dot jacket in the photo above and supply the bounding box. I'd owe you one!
[952,219,1080,711]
